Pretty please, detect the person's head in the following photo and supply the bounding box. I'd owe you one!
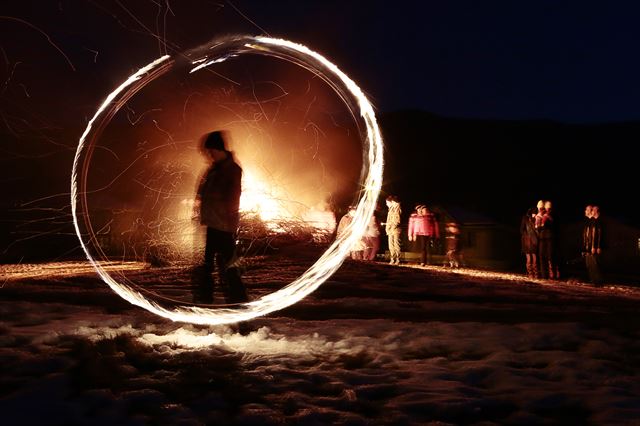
[544,200,552,211]
[202,130,230,162]
[527,207,537,217]
[536,199,545,210]
[585,205,593,218]
[415,204,426,215]
[386,195,398,207]
[592,205,600,218]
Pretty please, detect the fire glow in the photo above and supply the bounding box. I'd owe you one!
[239,170,336,234]
[71,36,383,325]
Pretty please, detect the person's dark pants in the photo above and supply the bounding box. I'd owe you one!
[538,237,553,279]
[195,227,247,304]
[586,253,603,285]
[417,235,435,265]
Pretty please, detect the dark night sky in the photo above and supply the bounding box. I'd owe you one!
[3,0,640,122]
[2,0,640,260]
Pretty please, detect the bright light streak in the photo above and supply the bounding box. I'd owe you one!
[71,36,383,325]
[0,261,146,282]
[137,326,336,356]
[189,55,233,73]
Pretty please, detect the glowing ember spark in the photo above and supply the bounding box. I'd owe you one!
[71,36,383,325]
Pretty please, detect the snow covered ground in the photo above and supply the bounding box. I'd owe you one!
[2,254,640,425]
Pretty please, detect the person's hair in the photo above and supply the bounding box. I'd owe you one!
[527,207,537,216]
[386,195,398,203]
[202,130,228,151]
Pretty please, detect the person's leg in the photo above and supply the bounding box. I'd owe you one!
[203,227,215,274]
[394,232,402,263]
[369,237,380,261]
[389,233,399,263]
[363,237,373,261]
[538,240,549,279]
[194,227,217,303]
[418,235,427,265]
[586,253,603,286]
[425,237,433,265]
[216,231,248,303]
[592,254,603,285]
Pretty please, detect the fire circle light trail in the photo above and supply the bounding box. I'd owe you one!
[71,36,384,325]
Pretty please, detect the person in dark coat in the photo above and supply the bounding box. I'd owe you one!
[535,199,555,279]
[520,207,539,278]
[583,205,604,286]
[193,130,247,304]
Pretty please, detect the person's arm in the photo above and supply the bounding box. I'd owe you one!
[593,220,602,253]
[408,215,415,241]
[193,172,208,220]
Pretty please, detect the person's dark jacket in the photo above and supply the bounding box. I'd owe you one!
[197,154,242,233]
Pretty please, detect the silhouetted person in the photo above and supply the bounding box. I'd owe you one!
[408,205,439,266]
[544,200,560,279]
[445,221,462,268]
[535,199,555,279]
[583,205,604,286]
[385,195,402,264]
[194,130,247,304]
[362,214,380,261]
[337,205,365,260]
[520,207,539,278]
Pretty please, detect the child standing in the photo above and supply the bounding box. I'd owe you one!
[445,222,462,268]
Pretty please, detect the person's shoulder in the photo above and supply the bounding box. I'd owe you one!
[228,159,242,173]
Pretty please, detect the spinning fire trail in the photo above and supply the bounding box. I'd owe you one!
[71,36,384,325]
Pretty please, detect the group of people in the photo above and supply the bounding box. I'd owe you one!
[404,198,462,268]
[194,129,607,308]
[520,200,604,284]
[341,195,462,268]
[520,200,559,280]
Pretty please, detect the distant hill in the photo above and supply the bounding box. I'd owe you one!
[379,109,640,227]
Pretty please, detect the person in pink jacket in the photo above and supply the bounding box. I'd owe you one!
[408,205,440,266]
